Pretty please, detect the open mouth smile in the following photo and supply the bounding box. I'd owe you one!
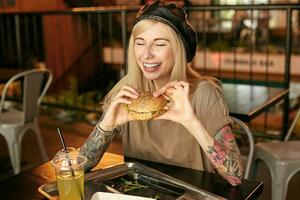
[143,62,161,72]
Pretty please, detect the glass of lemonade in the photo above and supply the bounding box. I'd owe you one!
[54,147,78,158]
[52,154,87,200]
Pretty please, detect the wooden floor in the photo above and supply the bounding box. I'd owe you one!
[0,114,300,200]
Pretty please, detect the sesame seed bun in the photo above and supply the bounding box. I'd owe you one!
[125,92,167,120]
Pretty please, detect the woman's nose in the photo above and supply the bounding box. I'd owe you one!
[142,46,154,59]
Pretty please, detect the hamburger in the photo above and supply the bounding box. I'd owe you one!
[125,92,168,120]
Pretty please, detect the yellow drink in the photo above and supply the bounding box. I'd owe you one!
[56,170,84,200]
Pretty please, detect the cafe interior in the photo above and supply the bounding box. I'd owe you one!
[0,0,300,199]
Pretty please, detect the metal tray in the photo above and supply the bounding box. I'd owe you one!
[38,162,226,200]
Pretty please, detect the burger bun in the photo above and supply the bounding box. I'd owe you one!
[125,92,167,120]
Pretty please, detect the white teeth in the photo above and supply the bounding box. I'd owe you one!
[144,63,160,68]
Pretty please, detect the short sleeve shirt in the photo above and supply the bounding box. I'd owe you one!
[109,81,232,171]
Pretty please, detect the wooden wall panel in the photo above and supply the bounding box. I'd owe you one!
[0,0,68,13]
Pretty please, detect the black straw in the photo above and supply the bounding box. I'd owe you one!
[56,128,75,177]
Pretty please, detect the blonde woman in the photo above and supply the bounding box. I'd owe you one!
[80,0,243,186]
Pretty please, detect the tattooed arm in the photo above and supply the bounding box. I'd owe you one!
[206,125,243,186]
[79,123,116,172]
[153,81,243,185]
[79,85,139,171]
[184,117,243,186]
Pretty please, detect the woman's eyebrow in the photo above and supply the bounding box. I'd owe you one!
[134,37,170,42]
[154,38,170,42]
[135,37,144,41]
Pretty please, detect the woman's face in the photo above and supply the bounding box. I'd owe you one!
[134,22,175,85]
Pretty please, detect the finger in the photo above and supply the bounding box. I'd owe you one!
[114,85,140,100]
[174,85,184,90]
[114,88,139,100]
[164,87,176,97]
[176,81,189,93]
[163,103,172,110]
[178,81,188,86]
[162,93,172,102]
[173,81,187,88]
[182,82,190,94]
[178,81,189,88]
[111,96,133,106]
[122,84,140,94]
[153,81,178,97]
[153,89,164,97]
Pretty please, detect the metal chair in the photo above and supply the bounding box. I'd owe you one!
[0,68,52,174]
[250,107,300,200]
[231,117,255,179]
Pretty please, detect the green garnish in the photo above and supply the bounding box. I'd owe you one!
[154,193,161,199]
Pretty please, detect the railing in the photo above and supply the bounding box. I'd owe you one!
[0,6,138,119]
[186,4,299,139]
[187,4,300,89]
[0,4,299,137]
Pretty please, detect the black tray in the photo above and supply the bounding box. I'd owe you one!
[38,162,226,200]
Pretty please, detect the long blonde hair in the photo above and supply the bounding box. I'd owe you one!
[102,19,218,108]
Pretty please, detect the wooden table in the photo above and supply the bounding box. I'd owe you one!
[222,83,289,139]
[0,152,263,200]
[222,83,289,122]
[222,83,289,138]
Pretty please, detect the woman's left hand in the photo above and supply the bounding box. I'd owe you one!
[153,81,197,126]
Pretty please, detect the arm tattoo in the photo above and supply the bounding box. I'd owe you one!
[206,125,243,186]
[79,125,116,172]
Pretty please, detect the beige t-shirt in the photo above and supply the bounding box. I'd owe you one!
[106,80,232,171]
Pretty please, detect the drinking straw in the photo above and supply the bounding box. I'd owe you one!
[56,128,75,177]
[56,128,84,199]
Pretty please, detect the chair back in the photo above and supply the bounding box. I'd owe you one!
[231,117,254,179]
[0,69,52,124]
[284,106,300,141]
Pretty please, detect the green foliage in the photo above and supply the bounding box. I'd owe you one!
[47,77,103,109]
[109,177,148,194]
[43,77,104,122]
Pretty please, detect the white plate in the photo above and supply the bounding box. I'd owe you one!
[91,192,154,200]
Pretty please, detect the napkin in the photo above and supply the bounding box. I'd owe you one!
[91,192,154,200]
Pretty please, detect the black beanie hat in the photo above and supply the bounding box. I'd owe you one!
[135,0,197,62]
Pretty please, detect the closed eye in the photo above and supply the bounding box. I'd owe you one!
[156,44,166,46]
[135,38,145,46]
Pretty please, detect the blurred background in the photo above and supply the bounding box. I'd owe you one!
[0,0,300,199]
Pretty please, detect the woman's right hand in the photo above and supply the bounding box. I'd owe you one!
[99,85,139,131]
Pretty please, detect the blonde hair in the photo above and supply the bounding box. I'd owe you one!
[102,19,218,108]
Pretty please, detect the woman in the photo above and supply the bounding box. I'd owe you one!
[79,0,243,186]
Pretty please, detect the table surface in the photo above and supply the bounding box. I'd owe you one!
[0,152,263,200]
[222,83,289,122]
